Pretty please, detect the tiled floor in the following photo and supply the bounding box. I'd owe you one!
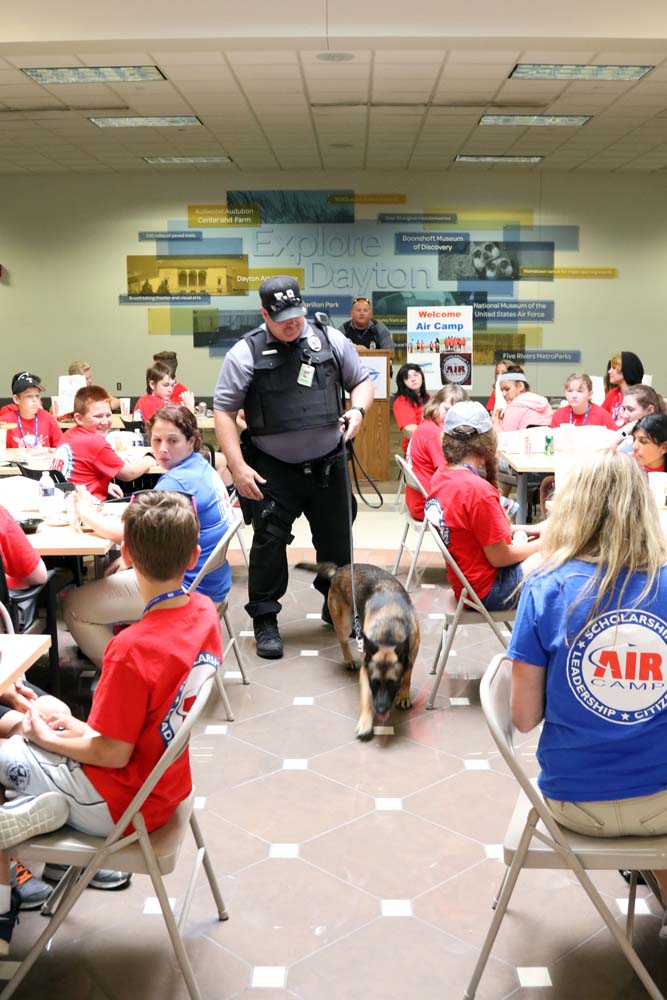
[9,500,667,999]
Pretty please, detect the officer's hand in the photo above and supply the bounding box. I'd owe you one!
[234,462,266,501]
[341,409,364,442]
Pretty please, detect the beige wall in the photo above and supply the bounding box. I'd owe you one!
[1,169,665,399]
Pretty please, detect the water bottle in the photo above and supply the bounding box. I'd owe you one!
[133,426,145,449]
[39,471,56,514]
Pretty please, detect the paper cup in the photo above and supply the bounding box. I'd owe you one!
[120,398,131,418]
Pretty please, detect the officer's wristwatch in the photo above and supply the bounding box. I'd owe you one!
[348,406,366,419]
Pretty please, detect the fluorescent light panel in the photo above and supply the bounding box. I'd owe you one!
[144,156,231,164]
[90,116,201,128]
[480,114,591,126]
[511,63,653,81]
[23,66,166,84]
[456,154,543,164]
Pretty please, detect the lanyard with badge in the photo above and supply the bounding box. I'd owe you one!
[143,588,186,615]
[297,332,323,387]
[17,411,37,447]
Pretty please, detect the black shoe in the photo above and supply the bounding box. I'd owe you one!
[321,601,333,626]
[0,889,20,956]
[619,869,647,886]
[254,615,283,659]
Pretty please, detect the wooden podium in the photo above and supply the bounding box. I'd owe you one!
[346,349,392,481]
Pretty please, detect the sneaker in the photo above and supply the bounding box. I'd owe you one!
[11,859,53,910]
[0,794,68,851]
[253,614,283,659]
[0,889,20,956]
[321,601,333,626]
[42,864,132,891]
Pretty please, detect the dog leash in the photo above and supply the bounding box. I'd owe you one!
[340,433,364,652]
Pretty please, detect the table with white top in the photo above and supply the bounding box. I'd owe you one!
[499,451,555,523]
[0,634,51,695]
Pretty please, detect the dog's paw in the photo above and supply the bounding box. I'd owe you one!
[345,660,360,672]
[395,694,412,711]
[356,717,374,741]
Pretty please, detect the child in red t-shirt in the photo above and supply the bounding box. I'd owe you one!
[0,490,223,952]
[50,386,155,500]
[133,361,176,424]
[0,372,63,450]
[551,372,617,430]
[152,351,193,409]
[392,363,430,453]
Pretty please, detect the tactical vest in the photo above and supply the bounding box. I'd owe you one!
[243,325,343,436]
[341,320,378,350]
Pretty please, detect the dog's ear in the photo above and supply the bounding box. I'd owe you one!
[395,637,410,665]
[362,633,378,658]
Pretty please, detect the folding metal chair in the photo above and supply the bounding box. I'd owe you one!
[424,521,514,709]
[464,653,667,1000]
[393,453,407,512]
[185,509,250,721]
[0,553,64,694]
[1,669,228,1000]
[391,455,430,590]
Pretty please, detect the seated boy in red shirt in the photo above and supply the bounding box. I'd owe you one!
[0,490,223,951]
[0,373,63,450]
[133,362,175,425]
[50,386,155,500]
[152,351,193,408]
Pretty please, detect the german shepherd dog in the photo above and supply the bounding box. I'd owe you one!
[296,562,420,740]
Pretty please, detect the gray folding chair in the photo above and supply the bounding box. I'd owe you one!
[425,521,514,708]
[394,453,407,512]
[464,653,667,1000]
[1,668,228,1000]
[226,489,249,566]
[186,509,250,721]
[391,455,430,590]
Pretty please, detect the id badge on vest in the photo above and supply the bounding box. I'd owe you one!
[297,362,315,387]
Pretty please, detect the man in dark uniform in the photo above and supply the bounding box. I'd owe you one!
[339,297,394,357]
[214,276,374,659]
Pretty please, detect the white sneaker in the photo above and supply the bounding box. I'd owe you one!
[0,794,69,850]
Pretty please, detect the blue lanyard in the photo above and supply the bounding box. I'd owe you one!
[569,404,590,426]
[143,588,186,615]
[17,411,37,447]
[460,463,481,477]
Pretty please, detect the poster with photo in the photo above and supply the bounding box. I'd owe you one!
[406,305,473,390]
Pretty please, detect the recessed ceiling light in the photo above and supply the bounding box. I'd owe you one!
[23,66,166,84]
[455,154,543,164]
[511,63,653,81]
[143,155,231,164]
[90,116,201,127]
[316,52,355,62]
[480,114,591,126]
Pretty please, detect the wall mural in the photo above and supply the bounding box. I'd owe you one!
[120,190,616,388]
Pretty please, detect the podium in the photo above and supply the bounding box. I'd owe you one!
[346,349,392,481]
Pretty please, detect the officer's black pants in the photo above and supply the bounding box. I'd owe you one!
[243,444,356,619]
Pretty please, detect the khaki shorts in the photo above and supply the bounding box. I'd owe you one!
[545,788,667,838]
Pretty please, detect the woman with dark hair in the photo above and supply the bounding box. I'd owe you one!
[392,363,429,453]
[64,404,232,667]
[497,366,552,431]
[614,384,666,454]
[602,351,645,427]
[425,401,543,612]
[632,413,667,474]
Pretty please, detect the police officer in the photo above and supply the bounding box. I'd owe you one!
[339,297,394,357]
[214,276,374,659]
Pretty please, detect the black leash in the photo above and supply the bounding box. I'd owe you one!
[313,311,386,650]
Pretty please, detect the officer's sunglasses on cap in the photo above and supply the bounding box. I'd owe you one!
[352,297,371,305]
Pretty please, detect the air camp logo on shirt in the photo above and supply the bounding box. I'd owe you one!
[50,443,74,480]
[567,610,667,725]
[160,651,220,745]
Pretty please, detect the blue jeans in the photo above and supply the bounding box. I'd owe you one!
[481,562,523,611]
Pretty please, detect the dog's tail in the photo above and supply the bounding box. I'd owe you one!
[295,561,339,580]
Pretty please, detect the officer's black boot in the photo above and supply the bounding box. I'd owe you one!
[254,614,284,659]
